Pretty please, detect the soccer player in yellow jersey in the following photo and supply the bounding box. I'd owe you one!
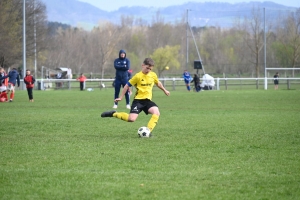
[101,58,170,134]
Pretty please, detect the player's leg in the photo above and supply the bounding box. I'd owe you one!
[27,88,30,101]
[10,92,14,101]
[28,88,33,101]
[102,99,140,122]
[0,86,8,101]
[4,90,9,101]
[3,91,7,101]
[274,81,278,90]
[147,106,160,132]
[6,86,10,101]
[101,110,138,122]
[115,99,140,121]
[8,83,15,102]
[30,88,34,101]
[145,100,160,132]
[113,79,122,108]
[185,80,191,91]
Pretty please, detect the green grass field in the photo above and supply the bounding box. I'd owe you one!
[1,88,300,199]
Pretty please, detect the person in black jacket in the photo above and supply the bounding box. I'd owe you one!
[113,50,131,109]
[191,74,201,92]
[273,72,279,90]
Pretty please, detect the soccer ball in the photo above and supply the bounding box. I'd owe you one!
[137,126,151,138]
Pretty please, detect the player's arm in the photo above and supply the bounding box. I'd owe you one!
[114,59,123,70]
[114,83,130,103]
[24,77,29,85]
[156,81,170,96]
[0,75,7,81]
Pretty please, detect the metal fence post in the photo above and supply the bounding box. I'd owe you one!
[172,78,176,90]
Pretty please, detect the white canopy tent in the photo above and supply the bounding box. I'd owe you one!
[200,74,215,90]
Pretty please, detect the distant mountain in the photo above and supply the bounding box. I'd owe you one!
[42,0,109,27]
[40,0,297,29]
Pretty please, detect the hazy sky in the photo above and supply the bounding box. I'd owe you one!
[78,0,299,11]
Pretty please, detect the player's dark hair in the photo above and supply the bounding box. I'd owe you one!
[143,58,154,66]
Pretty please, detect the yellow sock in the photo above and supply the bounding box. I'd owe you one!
[113,112,129,122]
[147,114,159,132]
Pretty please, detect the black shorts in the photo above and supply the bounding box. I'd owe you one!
[130,99,158,115]
[274,80,279,85]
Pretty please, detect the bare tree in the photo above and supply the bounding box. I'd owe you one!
[88,22,123,79]
[0,0,21,68]
[0,0,47,71]
[39,7,299,78]
[277,8,300,76]
[147,11,176,51]
[238,7,272,77]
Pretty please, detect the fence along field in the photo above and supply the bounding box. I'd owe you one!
[13,76,300,91]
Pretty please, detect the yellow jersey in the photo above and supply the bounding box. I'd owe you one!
[128,71,159,100]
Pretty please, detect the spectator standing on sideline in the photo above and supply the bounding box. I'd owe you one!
[67,68,72,89]
[274,72,279,90]
[1,68,20,102]
[67,68,72,79]
[76,73,87,91]
[0,67,8,101]
[191,74,201,92]
[113,49,131,109]
[183,70,191,91]
[24,69,35,102]
[18,67,23,79]
[101,58,170,134]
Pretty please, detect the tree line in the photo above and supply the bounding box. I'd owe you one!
[0,0,299,78]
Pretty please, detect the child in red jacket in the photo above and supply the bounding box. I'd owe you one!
[76,73,87,91]
[24,69,35,102]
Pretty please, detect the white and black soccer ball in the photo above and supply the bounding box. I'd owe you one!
[137,126,151,138]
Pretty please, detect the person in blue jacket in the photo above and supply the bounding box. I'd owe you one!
[183,70,191,91]
[113,49,131,109]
